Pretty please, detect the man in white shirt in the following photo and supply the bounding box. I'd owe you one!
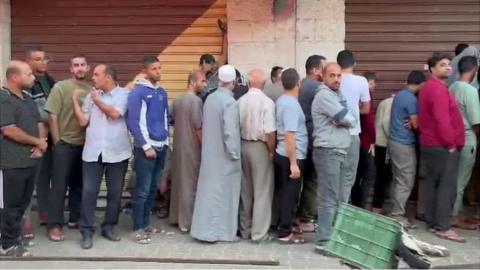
[72,64,131,249]
[337,50,371,202]
[237,69,276,241]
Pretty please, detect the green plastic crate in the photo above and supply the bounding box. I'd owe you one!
[325,203,401,269]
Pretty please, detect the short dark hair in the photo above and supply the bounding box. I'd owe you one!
[199,54,216,65]
[337,50,355,69]
[362,71,376,81]
[305,55,326,75]
[427,52,452,72]
[143,55,160,68]
[104,64,118,81]
[454,43,469,56]
[6,65,21,79]
[458,56,478,75]
[281,68,300,90]
[25,44,44,57]
[70,53,87,64]
[270,66,283,80]
[407,70,427,85]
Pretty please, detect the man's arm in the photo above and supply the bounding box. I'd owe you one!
[359,77,371,115]
[72,90,90,127]
[1,125,46,149]
[265,132,276,155]
[432,90,455,149]
[408,115,419,130]
[92,92,122,120]
[360,101,371,115]
[127,91,150,150]
[48,114,61,144]
[222,100,241,160]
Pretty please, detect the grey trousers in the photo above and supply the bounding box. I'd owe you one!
[341,135,360,203]
[314,147,348,246]
[421,147,460,231]
[389,140,417,216]
[239,141,274,241]
[453,145,477,216]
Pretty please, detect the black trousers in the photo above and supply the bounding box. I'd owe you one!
[421,147,460,231]
[48,141,83,229]
[35,141,53,215]
[273,154,304,238]
[80,156,128,236]
[351,146,376,208]
[372,145,392,209]
[1,167,36,249]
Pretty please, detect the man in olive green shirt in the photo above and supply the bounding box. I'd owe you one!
[44,54,91,241]
[449,56,480,229]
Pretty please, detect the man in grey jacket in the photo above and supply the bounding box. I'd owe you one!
[311,63,355,253]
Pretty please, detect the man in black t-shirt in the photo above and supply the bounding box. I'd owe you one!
[0,61,47,257]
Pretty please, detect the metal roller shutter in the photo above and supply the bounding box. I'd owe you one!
[11,0,226,99]
[345,0,480,101]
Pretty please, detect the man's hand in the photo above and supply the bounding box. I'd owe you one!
[144,148,157,159]
[90,88,102,103]
[37,137,48,152]
[30,147,44,159]
[368,144,375,157]
[290,163,301,179]
[72,88,87,101]
[404,120,412,130]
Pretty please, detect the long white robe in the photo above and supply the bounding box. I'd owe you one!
[190,87,241,242]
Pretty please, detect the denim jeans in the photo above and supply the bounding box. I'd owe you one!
[313,147,347,246]
[80,156,129,237]
[132,146,167,231]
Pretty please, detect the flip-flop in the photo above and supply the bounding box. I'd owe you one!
[452,222,478,230]
[278,233,305,245]
[435,231,466,243]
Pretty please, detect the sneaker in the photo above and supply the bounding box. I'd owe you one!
[2,245,32,257]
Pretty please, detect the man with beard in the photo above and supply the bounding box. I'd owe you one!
[0,61,47,256]
[45,54,91,241]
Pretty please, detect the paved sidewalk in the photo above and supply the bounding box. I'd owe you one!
[1,212,479,269]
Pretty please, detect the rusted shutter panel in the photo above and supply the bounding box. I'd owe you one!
[345,0,480,101]
[11,0,226,99]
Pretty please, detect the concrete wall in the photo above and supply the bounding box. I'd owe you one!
[227,0,345,79]
[0,0,11,85]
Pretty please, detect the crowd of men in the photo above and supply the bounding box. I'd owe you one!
[0,43,479,257]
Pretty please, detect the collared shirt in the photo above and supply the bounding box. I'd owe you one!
[275,94,308,159]
[0,87,41,169]
[390,88,418,145]
[375,96,394,147]
[340,73,371,135]
[237,88,276,142]
[449,81,480,146]
[419,77,465,149]
[82,86,132,163]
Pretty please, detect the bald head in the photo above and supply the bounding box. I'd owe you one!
[6,60,35,90]
[248,69,266,89]
[322,62,342,91]
[187,70,207,93]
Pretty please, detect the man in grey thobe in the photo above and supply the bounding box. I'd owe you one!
[190,65,241,242]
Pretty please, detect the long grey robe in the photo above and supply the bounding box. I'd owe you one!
[169,92,203,230]
[190,87,241,242]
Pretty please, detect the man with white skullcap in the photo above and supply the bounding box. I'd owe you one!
[190,65,242,242]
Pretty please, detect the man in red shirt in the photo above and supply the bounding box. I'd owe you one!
[419,52,465,242]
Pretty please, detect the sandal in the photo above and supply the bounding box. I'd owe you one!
[435,230,466,243]
[452,221,478,230]
[130,230,151,245]
[47,228,65,242]
[292,225,303,235]
[22,219,35,239]
[278,233,305,244]
[298,222,316,233]
[145,226,161,235]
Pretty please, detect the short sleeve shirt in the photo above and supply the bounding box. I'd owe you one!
[0,88,41,169]
[82,87,132,163]
[44,79,91,145]
[450,81,480,146]
[275,95,308,159]
[237,88,276,142]
[389,88,418,145]
[340,73,371,135]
